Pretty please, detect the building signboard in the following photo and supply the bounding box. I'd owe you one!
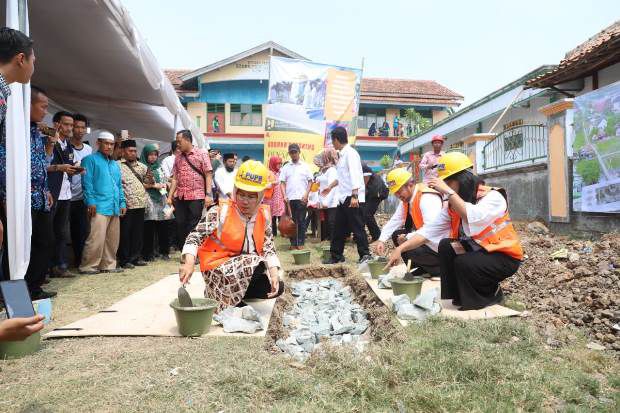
[571,80,620,213]
[265,56,361,162]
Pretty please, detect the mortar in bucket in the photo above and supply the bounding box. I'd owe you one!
[367,257,388,279]
[391,276,424,301]
[170,298,218,337]
[291,249,311,265]
[0,331,41,359]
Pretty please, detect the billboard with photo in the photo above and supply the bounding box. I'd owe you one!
[265,56,361,162]
[571,81,620,213]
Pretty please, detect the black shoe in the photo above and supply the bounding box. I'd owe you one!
[32,290,57,300]
[452,298,462,307]
[358,255,373,264]
[410,267,431,278]
[79,269,100,275]
[133,260,147,267]
[143,256,154,262]
[323,257,345,265]
[101,268,124,274]
[121,263,135,269]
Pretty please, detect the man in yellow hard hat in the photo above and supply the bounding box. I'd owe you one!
[178,160,284,312]
[385,152,523,310]
[372,167,445,277]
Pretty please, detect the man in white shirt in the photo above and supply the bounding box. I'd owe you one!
[69,113,93,267]
[323,127,371,264]
[214,153,237,200]
[161,141,178,181]
[373,168,445,277]
[279,143,312,249]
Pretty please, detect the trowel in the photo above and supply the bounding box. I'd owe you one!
[403,259,416,281]
[178,283,193,308]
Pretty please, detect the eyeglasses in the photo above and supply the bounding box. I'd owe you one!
[236,192,259,202]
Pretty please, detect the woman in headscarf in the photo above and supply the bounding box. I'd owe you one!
[179,160,284,312]
[263,155,285,236]
[317,148,339,241]
[140,143,172,261]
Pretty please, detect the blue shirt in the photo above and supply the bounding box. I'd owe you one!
[30,123,51,211]
[81,151,126,216]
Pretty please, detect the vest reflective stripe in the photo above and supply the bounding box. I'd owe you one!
[448,186,524,260]
[402,183,441,230]
[197,200,268,272]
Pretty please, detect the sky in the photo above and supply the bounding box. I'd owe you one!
[123,0,619,108]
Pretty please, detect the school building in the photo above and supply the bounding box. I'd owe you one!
[165,41,463,169]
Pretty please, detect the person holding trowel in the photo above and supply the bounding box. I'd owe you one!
[372,168,446,278]
[178,160,284,313]
[384,152,523,310]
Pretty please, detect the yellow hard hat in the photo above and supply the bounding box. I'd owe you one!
[437,152,473,179]
[386,168,412,194]
[235,160,269,192]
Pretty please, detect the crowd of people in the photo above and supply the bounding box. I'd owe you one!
[0,27,523,343]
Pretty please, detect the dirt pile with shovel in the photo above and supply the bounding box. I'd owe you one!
[503,223,620,351]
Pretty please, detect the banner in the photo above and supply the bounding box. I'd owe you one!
[571,80,620,213]
[265,56,362,163]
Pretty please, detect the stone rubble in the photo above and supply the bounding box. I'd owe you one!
[213,306,263,334]
[389,289,441,321]
[276,279,370,362]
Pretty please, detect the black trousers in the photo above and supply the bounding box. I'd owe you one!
[363,198,382,242]
[438,238,521,310]
[51,199,71,270]
[243,262,285,300]
[289,200,307,246]
[305,207,318,237]
[25,210,54,294]
[142,220,171,259]
[401,245,440,276]
[320,207,337,241]
[70,200,89,267]
[330,197,369,261]
[174,199,204,249]
[118,208,145,265]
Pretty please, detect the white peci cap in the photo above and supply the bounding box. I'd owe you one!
[97,131,115,142]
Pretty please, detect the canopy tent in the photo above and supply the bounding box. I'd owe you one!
[1,0,204,145]
[2,0,205,280]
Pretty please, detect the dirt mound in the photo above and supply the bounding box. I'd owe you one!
[503,224,619,351]
[265,265,403,352]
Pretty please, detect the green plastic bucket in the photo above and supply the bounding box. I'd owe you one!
[170,298,218,337]
[391,276,424,301]
[367,258,387,279]
[0,331,41,360]
[321,246,331,261]
[291,250,311,265]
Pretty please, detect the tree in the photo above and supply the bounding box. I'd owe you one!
[402,108,431,137]
[379,154,393,169]
[575,159,601,185]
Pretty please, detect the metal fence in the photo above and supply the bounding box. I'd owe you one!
[482,124,548,171]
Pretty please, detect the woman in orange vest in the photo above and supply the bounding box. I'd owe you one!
[178,160,284,312]
[386,152,523,310]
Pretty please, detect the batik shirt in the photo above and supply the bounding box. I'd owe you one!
[30,123,51,211]
[0,73,12,202]
[119,159,151,209]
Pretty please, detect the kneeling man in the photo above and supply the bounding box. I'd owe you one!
[373,168,445,277]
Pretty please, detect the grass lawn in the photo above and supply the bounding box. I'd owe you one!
[0,237,618,412]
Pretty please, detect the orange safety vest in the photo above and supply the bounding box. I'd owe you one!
[263,171,276,200]
[197,200,270,272]
[402,183,442,230]
[448,185,523,260]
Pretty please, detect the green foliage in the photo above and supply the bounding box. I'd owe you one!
[573,131,586,151]
[605,112,620,137]
[575,159,601,185]
[379,154,393,169]
[402,108,431,136]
